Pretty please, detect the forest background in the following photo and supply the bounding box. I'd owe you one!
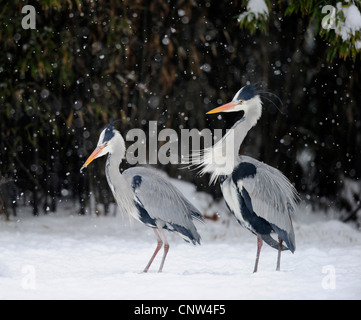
[0,0,360,223]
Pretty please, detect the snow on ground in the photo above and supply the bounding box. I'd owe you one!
[0,174,361,300]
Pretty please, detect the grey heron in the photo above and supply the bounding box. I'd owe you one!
[193,84,298,272]
[81,122,204,273]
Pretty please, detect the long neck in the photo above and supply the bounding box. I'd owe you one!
[220,116,254,157]
[105,138,139,220]
[105,150,123,195]
[196,97,262,183]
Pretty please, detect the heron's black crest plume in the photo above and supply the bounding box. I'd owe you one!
[257,90,285,115]
[102,120,122,143]
[236,84,257,101]
[242,82,284,115]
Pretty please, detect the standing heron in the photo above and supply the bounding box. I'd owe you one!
[81,122,204,273]
[193,84,298,272]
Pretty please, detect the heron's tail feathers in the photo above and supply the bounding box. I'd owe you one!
[260,234,289,252]
[190,210,205,224]
[166,222,202,245]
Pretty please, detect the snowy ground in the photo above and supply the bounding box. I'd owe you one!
[0,175,361,300]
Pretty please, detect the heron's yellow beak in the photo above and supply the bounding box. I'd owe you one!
[206,101,238,114]
[80,145,106,172]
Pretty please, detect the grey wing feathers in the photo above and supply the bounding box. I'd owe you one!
[238,156,298,247]
[123,167,204,243]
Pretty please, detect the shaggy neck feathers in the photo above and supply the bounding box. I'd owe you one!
[193,96,262,184]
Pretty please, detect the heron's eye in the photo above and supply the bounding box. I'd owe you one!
[239,100,244,104]
[105,141,109,146]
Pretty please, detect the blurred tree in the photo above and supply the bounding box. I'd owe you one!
[0,0,360,218]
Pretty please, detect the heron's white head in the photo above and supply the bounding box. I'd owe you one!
[80,121,125,171]
[207,84,262,125]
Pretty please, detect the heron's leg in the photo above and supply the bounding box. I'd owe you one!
[143,228,163,273]
[276,236,283,271]
[158,229,169,273]
[253,235,263,273]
